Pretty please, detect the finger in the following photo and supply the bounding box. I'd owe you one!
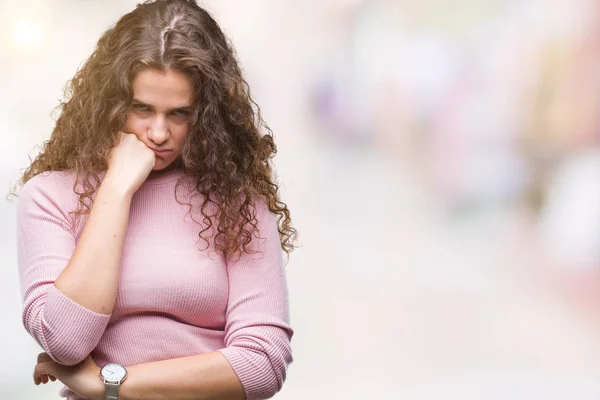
[33,371,43,385]
[36,372,57,385]
[34,362,55,385]
[34,368,42,385]
[34,364,41,384]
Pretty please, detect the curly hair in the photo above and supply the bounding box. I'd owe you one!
[14,0,297,259]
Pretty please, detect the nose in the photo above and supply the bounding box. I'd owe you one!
[147,115,169,145]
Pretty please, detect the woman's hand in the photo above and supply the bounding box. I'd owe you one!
[105,131,156,196]
[34,352,104,400]
[34,352,57,385]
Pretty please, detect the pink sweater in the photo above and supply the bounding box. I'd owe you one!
[16,168,293,400]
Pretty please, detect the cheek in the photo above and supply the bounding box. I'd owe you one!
[123,114,145,135]
[172,126,190,148]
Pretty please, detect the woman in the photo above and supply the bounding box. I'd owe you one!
[15,1,297,399]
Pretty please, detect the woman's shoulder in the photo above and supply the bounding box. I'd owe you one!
[16,171,88,232]
[21,170,78,194]
[18,170,81,208]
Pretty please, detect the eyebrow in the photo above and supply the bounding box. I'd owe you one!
[132,98,192,112]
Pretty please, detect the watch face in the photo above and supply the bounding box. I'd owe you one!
[101,364,127,382]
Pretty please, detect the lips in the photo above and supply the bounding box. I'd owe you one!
[150,148,172,157]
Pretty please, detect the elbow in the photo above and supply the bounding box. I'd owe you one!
[21,297,104,366]
[224,339,293,400]
[258,346,293,399]
[22,313,93,366]
[45,347,92,367]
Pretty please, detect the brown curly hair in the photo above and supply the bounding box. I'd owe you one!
[14,0,297,259]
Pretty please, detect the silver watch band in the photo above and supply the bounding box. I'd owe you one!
[105,382,120,400]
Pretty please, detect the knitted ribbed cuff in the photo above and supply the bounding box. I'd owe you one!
[41,286,111,365]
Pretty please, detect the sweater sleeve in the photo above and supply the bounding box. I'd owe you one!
[16,174,111,366]
[218,201,294,400]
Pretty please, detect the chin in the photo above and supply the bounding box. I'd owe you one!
[152,161,171,171]
[152,158,181,171]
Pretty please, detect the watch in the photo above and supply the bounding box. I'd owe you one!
[99,363,128,400]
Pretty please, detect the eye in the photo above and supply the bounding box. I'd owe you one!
[170,109,191,123]
[172,109,190,117]
[132,103,151,112]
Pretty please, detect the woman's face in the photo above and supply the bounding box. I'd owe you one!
[123,68,194,171]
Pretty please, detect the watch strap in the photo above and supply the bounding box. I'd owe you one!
[105,381,120,400]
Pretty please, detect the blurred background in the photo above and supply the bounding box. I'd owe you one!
[2,0,600,398]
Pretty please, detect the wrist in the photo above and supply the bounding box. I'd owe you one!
[99,363,129,400]
[99,175,135,201]
[92,369,105,400]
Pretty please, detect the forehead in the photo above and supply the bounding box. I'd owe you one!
[131,68,193,107]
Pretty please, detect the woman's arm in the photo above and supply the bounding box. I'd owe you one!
[18,176,119,365]
[18,175,133,366]
[118,352,244,400]
[54,132,154,316]
[18,134,154,366]
[53,178,132,315]
[34,352,244,400]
